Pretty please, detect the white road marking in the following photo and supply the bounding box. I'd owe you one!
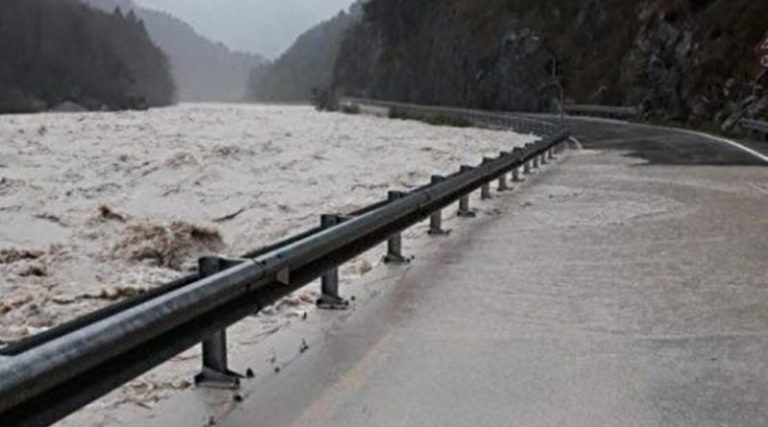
[674,128,768,164]
[558,115,768,164]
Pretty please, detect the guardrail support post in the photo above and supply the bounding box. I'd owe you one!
[383,192,410,264]
[428,211,449,235]
[496,153,511,191]
[195,256,243,390]
[457,194,476,217]
[511,148,525,182]
[498,173,509,191]
[457,166,477,218]
[513,166,523,182]
[317,214,349,310]
[481,158,493,200]
[428,176,450,235]
[481,182,492,200]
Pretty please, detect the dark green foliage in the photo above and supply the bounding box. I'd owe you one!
[248,9,358,102]
[311,88,339,112]
[340,103,360,115]
[335,0,768,123]
[0,0,175,113]
[82,0,266,102]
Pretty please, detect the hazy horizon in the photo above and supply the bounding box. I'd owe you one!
[132,0,356,58]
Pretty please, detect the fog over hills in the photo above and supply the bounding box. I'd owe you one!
[249,3,363,102]
[81,0,266,101]
[132,0,356,58]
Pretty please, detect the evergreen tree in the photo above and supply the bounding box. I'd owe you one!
[0,0,175,113]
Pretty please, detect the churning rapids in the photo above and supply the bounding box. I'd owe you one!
[0,103,535,424]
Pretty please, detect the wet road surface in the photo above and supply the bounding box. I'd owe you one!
[147,120,768,427]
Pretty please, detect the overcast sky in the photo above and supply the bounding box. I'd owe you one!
[132,0,356,58]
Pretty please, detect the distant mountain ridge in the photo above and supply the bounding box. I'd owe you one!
[80,0,266,101]
[248,2,363,102]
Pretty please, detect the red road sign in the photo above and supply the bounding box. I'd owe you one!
[758,31,768,69]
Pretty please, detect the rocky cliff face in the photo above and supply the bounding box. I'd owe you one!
[334,0,768,133]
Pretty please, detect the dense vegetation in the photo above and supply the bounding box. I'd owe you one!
[82,0,265,102]
[335,0,768,129]
[248,5,361,102]
[0,0,175,113]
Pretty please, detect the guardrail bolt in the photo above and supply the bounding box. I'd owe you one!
[317,214,349,310]
[383,192,410,264]
[194,256,244,390]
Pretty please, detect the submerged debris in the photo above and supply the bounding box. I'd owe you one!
[212,208,246,223]
[15,262,48,277]
[34,212,68,226]
[114,221,224,270]
[0,248,44,264]
[98,205,127,222]
[92,285,148,301]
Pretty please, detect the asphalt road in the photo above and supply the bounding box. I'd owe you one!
[146,119,768,427]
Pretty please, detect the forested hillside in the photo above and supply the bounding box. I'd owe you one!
[249,4,362,102]
[81,0,265,102]
[0,0,175,113]
[335,0,768,131]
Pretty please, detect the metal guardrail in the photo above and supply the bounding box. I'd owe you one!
[0,100,570,426]
[343,97,567,136]
[563,104,639,119]
[739,118,768,136]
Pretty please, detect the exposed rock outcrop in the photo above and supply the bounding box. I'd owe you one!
[334,0,768,134]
